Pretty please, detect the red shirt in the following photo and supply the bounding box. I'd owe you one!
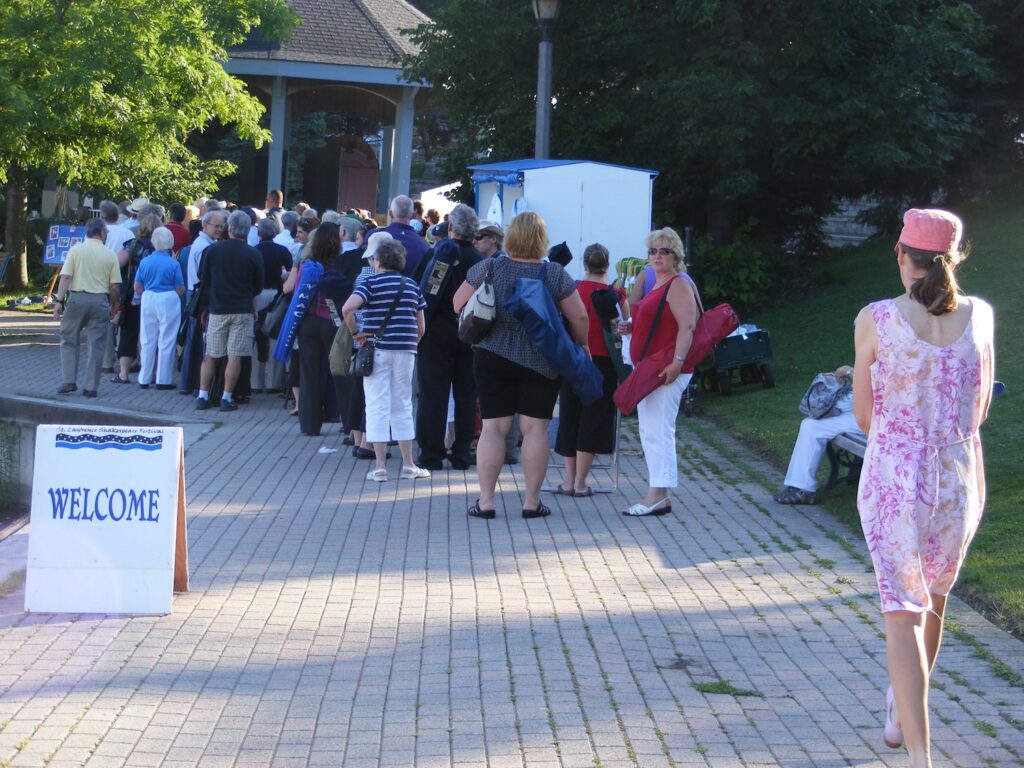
[630,276,679,361]
[166,221,191,255]
[577,280,626,357]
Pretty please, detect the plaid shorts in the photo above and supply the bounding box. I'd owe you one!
[206,313,254,358]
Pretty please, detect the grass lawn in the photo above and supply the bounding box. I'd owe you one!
[693,180,1023,637]
[0,282,54,315]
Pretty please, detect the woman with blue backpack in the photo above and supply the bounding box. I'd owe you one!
[453,211,589,520]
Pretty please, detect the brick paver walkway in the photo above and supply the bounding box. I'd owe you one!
[1,310,1021,767]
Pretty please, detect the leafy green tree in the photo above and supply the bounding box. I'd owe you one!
[0,0,297,288]
[403,0,994,254]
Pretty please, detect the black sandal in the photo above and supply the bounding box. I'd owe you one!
[468,500,495,520]
[109,375,130,384]
[522,503,552,519]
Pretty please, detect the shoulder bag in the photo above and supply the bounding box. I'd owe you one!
[261,292,288,338]
[799,373,851,418]
[352,276,406,377]
[679,282,739,372]
[326,299,355,377]
[612,277,676,416]
[457,257,497,344]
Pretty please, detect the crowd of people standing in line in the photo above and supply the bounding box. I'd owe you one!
[52,195,994,768]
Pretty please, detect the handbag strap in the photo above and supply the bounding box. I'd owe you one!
[370,275,406,339]
[637,275,677,361]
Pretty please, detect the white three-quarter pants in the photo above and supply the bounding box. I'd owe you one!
[636,373,691,489]
[139,290,181,386]
[783,410,862,491]
[364,348,416,444]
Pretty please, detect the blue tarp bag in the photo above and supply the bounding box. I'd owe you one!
[273,260,324,363]
[504,262,603,405]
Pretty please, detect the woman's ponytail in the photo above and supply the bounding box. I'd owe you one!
[904,245,963,315]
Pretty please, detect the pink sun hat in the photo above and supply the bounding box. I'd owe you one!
[899,208,962,253]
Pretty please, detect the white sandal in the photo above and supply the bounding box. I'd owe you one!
[622,498,672,516]
[366,468,387,482]
[400,465,431,480]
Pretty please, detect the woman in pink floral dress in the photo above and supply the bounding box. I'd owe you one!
[853,208,995,768]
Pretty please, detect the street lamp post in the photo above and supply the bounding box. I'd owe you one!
[532,0,560,159]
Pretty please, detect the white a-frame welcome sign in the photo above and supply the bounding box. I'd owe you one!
[25,425,189,615]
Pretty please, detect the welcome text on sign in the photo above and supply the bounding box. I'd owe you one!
[47,487,161,523]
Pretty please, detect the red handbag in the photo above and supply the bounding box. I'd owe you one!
[613,279,675,416]
[613,280,740,415]
[613,347,673,416]
[680,302,739,372]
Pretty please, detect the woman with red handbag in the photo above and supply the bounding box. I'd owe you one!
[616,228,698,516]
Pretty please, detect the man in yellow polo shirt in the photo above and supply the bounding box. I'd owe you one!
[53,218,121,397]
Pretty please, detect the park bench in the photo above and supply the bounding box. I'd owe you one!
[823,382,1004,493]
[824,431,866,491]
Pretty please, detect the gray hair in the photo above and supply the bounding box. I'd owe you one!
[389,195,414,221]
[257,218,279,240]
[139,203,165,221]
[151,226,175,252]
[202,210,226,226]
[100,200,120,223]
[280,211,298,232]
[338,216,360,242]
[86,218,107,238]
[227,210,252,239]
[375,240,407,272]
[321,210,343,225]
[448,204,479,240]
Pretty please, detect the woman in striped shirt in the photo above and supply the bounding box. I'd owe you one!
[342,239,430,482]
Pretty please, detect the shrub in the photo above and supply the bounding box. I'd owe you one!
[691,218,768,311]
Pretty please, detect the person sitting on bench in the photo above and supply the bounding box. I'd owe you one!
[774,364,864,505]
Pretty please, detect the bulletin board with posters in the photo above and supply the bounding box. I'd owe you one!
[43,223,88,266]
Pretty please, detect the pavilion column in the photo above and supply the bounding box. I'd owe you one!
[377,125,395,214]
[267,76,287,194]
[389,86,419,201]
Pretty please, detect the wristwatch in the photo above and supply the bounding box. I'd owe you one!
[673,355,685,363]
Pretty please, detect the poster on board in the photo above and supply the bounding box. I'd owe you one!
[24,425,189,615]
[43,224,88,266]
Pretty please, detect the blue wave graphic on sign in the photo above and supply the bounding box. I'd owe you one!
[55,433,163,451]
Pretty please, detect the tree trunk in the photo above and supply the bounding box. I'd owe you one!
[707,193,738,247]
[4,164,29,290]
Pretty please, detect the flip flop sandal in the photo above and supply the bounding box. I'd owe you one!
[546,486,575,496]
[574,487,594,497]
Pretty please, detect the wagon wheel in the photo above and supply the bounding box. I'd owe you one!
[717,370,732,396]
[759,363,776,389]
[701,370,716,391]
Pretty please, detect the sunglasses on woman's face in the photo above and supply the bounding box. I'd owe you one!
[647,247,673,256]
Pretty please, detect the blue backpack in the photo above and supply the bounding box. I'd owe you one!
[504,263,603,405]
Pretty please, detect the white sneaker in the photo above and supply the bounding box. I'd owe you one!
[366,468,387,482]
[400,465,431,480]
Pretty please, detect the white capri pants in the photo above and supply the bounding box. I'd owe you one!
[636,374,691,488]
[783,410,861,492]
[139,290,181,386]
[364,348,416,444]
